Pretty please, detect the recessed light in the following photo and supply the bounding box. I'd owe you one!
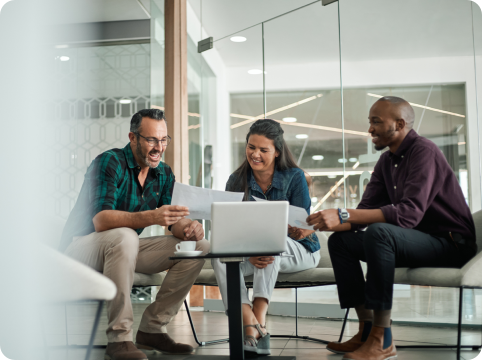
[296,134,308,139]
[311,197,318,203]
[328,175,337,179]
[337,158,348,163]
[55,45,69,49]
[312,155,324,160]
[139,298,145,301]
[283,117,297,123]
[120,99,132,104]
[230,36,247,42]
[247,69,266,75]
[349,158,357,163]
[60,56,70,61]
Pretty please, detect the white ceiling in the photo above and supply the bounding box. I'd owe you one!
[54,0,150,24]
[54,0,478,65]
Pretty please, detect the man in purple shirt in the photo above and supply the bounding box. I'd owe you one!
[307,96,476,360]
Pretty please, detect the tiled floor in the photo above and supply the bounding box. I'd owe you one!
[42,303,482,360]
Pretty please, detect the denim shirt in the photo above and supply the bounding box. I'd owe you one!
[225,167,320,253]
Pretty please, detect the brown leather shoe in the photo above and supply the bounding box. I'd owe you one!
[104,341,148,360]
[343,325,397,360]
[327,321,372,354]
[135,330,194,355]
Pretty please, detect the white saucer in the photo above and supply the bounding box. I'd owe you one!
[174,250,203,257]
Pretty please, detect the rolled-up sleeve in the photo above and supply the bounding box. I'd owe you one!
[380,147,442,229]
[351,160,391,231]
[87,152,121,215]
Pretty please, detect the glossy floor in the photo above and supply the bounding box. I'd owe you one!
[42,302,482,360]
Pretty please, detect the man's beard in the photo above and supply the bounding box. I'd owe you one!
[374,127,396,151]
[136,142,161,168]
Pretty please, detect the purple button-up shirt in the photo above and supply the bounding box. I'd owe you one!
[353,129,475,240]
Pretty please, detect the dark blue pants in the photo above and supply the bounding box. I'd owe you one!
[328,223,472,310]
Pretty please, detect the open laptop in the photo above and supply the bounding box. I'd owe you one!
[210,201,289,256]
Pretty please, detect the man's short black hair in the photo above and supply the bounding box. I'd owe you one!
[130,109,166,133]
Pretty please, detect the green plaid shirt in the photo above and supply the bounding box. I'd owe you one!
[59,143,175,251]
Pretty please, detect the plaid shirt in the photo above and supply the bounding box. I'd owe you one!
[59,143,175,251]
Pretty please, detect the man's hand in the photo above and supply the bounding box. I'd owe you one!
[288,225,315,240]
[171,218,204,240]
[249,256,275,269]
[306,209,340,231]
[154,205,190,226]
[182,220,204,240]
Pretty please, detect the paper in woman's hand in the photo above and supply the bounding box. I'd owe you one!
[252,196,314,230]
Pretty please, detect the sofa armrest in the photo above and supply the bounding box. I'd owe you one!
[460,251,482,287]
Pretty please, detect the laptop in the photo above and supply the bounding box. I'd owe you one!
[210,201,289,256]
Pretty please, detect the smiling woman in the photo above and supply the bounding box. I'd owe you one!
[211,118,321,355]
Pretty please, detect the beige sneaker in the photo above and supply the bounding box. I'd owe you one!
[104,341,148,360]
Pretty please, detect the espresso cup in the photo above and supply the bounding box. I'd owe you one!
[176,241,197,252]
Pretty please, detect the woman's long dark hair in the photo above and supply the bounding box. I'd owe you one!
[232,119,312,200]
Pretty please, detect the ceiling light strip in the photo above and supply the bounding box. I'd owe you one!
[230,94,323,129]
[367,93,465,118]
[272,119,369,137]
[230,112,368,136]
[188,124,201,130]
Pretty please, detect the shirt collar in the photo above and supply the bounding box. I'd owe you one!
[249,167,283,191]
[123,143,162,176]
[391,129,419,158]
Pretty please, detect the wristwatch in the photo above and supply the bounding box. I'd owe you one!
[338,208,350,224]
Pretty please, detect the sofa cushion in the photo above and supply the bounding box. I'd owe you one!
[134,271,166,287]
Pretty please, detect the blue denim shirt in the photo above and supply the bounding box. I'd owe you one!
[226,167,320,253]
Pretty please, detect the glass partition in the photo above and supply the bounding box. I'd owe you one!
[219,25,266,170]
[471,1,482,210]
[264,2,344,213]
[196,0,482,325]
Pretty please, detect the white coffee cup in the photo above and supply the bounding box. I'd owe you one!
[176,241,197,252]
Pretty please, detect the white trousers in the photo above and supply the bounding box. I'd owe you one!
[212,238,321,312]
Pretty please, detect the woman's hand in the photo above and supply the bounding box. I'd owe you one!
[249,256,275,269]
[288,225,315,240]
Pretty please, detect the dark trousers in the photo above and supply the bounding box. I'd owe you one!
[328,223,474,310]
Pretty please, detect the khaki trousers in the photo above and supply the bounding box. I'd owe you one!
[65,227,209,342]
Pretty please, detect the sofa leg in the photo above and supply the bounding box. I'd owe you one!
[85,300,104,360]
[338,308,350,342]
[295,288,298,337]
[457,287,463,360]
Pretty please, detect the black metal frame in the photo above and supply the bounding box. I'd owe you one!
[395,286,482,360]
[185,284,482,359]
[56,300,105,360]
[184,284,350,347]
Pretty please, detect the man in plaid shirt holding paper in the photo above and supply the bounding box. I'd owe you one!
[60,109,209,359]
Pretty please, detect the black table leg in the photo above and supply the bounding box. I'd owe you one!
[226,261,244,360]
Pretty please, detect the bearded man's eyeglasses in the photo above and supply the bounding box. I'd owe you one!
[135,133,172,147]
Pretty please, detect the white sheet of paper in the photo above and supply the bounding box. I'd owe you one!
[171,183,244,220]
[252,196,313,230]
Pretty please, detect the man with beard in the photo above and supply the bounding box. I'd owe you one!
[307,96,476,360]
[60,109,209,360]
